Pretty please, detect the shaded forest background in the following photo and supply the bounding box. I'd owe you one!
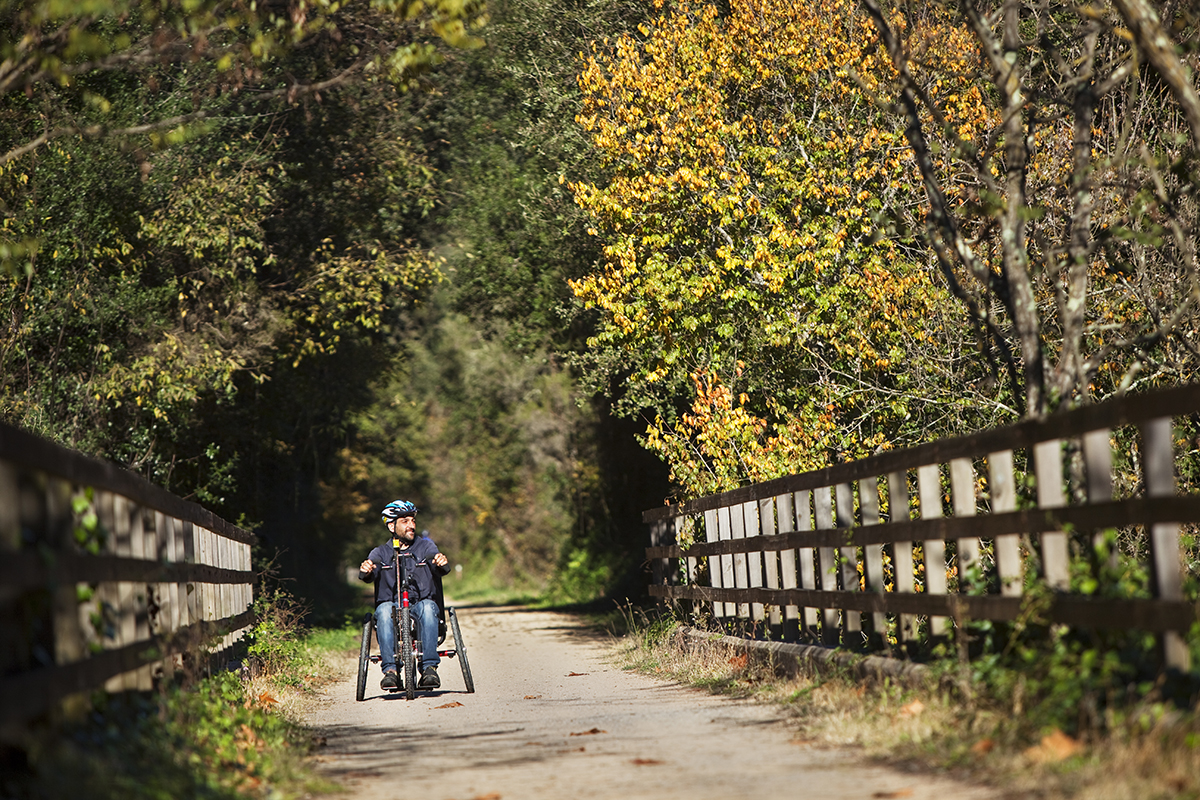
[1,0,668,602]
[4,0,1200,602]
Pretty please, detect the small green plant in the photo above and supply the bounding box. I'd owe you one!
[246,588,310,682]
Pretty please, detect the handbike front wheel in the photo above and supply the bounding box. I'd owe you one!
[400,604,417,701]
[356,616,373,702]
[449,608,474,693]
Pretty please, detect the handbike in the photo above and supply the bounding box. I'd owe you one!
[355,550,474,701]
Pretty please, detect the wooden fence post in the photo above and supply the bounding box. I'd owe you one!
[97,491,125,693]
[794,490,819,639]
[887,471,916,642]
[677,516,699,621]
[650,519,666,610]
[988,451,1023,596]
[1033,440,1070,590]
[741,501,765,630]
[48,477,86,716]
[834,483,862,645]
[1142,418,1190,671]
[775,492,800,641]
[729,504,752,625]
[759,497,783,638]
[917,464,948,637]
[813,486,839,646]
[859,476,887,645]
[1082,429,1116,566]
[154,510,174,680]
[113,495,138,690]
[703,509,724,623]
[949,458,981,587]
[183,520,198,633]
[131,504,153,689]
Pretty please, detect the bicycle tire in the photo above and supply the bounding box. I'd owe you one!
[356,616,373,701]
[400,604,417,700]
[449,608,474,693]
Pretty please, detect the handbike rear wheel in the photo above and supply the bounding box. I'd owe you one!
[400,604,417,701]
[356,616,373,701]
[449,608,474,693]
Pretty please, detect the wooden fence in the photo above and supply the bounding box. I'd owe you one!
[645,384,1200,672]
[0,423,256,730]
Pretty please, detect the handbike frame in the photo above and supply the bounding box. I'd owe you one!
[355,543,474,701]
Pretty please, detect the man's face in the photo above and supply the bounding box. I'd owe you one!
[390,515,416,541]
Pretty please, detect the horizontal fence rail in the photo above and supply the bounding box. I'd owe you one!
[644,384,1200,672]
[0,423,256,728]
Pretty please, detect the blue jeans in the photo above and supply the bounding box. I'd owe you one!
[374,598,441,673]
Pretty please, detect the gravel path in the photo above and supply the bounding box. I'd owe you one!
[302,605,999,800]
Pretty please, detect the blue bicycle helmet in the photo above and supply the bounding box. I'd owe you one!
[381,499,417,522]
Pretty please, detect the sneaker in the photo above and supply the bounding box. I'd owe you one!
[419,666,440,689]
[380,670,398,690]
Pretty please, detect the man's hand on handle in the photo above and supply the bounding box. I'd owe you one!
[361,554,447,573]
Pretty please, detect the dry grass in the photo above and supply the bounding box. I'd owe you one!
[250,638,359,722]
[611,621,1200,799]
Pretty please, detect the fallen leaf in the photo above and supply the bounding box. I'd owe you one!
[631,758,663,765]
[566,671,589,676]
[558,746,586,753]
[256,691,278,706]
[898,699,924,718]
[470,794,502,800]
[523,694,542,699]
[788,738,815,746]
[871,791,913,799]
[569,728,606,736]
[1024,729,1082,763]
[728,653,749,669]
[435,701,464,709]
[971,738,995,755]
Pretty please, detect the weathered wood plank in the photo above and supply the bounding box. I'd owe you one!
[775,492,800,639]
[648,585,1196,631]
[644,496,1200,558]
[888,470,916,642]
[988,450,1022,597]
[1142,417,1189,671]
[742,500,765,625]
[917,464,948,636]
[834,482,861,642]
[859,476,886,640]
[1082,428,1116,564]
[813,486,839,645]
[759,497,782,635]
[703,509,725,620]
[949,458,981,587]
[1033,440,1070,590]
[794,490,818,636]
[729,504,751,621]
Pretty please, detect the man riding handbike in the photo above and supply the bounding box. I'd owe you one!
[358,500,451,691]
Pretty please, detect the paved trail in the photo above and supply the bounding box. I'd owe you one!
[303,606,998,800]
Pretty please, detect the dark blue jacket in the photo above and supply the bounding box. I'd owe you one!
[360,535,449,607]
